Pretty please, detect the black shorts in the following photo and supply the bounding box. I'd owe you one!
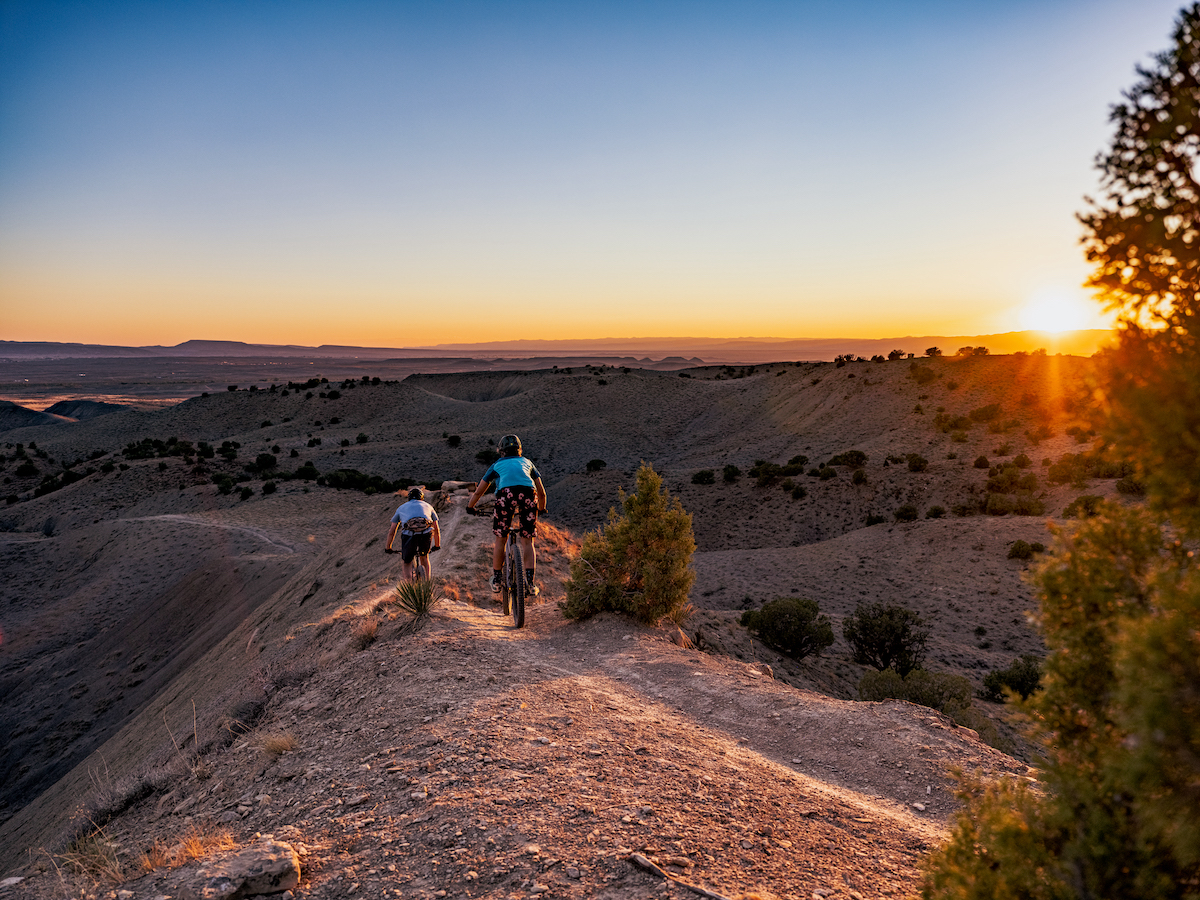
[492,485,538,538]
[400,532,432,564]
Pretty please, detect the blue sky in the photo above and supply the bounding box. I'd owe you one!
[0,0,1187,346]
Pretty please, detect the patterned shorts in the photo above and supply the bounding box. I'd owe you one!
[492,485,538,538]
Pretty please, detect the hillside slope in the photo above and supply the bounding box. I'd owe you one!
[0,354,1121,895]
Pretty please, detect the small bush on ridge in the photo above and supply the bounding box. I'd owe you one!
[740,597,834,660]
[843,602,929,677]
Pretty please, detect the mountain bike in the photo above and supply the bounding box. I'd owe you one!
[499,524,526,629]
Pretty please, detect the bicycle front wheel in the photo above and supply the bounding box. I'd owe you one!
[507,538,525,628]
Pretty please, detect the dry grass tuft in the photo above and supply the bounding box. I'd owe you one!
[252,728,299,756]
[137,822,236,874]
[353,615,379,650]
[59,825,125,884]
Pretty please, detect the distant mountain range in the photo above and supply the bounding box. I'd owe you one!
[0,330,1114,363]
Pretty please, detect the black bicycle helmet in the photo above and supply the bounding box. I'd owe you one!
[499,434,522,457]
[408,487,424,501]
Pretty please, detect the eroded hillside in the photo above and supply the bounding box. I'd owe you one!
[0,354,1129,894]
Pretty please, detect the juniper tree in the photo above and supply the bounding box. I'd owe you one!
[923,8,1200,898]
[563,462,695,624]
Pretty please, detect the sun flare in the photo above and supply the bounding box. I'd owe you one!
[1019,288,1093,333]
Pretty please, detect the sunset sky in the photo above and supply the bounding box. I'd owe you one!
[0,1,1185,348]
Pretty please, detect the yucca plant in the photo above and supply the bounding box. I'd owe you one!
[393,578,442,618]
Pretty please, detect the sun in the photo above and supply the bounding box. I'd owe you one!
[1018,288,1093,333]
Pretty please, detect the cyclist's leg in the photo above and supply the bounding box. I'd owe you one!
[516,494,538,593]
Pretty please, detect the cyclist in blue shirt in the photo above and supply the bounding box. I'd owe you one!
[466,434,547,596]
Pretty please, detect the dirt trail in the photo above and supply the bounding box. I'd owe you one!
[3,490,1029,900]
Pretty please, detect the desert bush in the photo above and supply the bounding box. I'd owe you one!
[389,579,442,617]
[1007,539,1046,560]
[476,448,500,466]
[852,468,867,485]
[894,504,919,522]
[262,481,277,495]
[446,434,462,448]
[843,602,928,676]
[980,655,1043,703]
[969,403,1002,423]
[1116,475,1145,495]
[973,455,989,469]
[818,466,837,480]
[294,461,319,480]
[791,484,807,499]
[907,453,929,473]
[911,365,938,385]
[1013,453,1032,468]
[356,433,369,444]
[926,505,946,519]
[586,458,607,472]
[692,469,716,485]
[1064,494,1104,519]
[926,346,943,357]
[859,667,972,714]
[740,597,834,660]
[828,449,868,468]
[251,452,277,473]
[865,514,887,526]
[563,462,695,625]
[239,486,254,501]
[722,464,741,482]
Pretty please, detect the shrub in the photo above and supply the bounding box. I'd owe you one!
[476,449,500,466]
[295,461,319,480]
[563,462,695,624]
[722,464,741,482]
[1064,494,1104,519]
[262,481,277,495]
[1013,453,1032,468]
[791,484,807,500]
[739,598,835,660]
[251,453,277,473]
[851,469,867,485]
[15,460,38,477]
[1007,539,1045,560]
[446,434,462,448]
[973,455,990,469]
[843,602,929,676]
[691,469,715,485]
[980,655,1043,702]
[1116,475,1145,495]
[894,504,919,522]
[818,466,837,480]
[865,514,887,526]
[586,459,607,472]
[906,453,928,473]
[356,433,369,444]
[969,403,1002,423]
[859,667,973,715]
[828,450,868,468]
[239,486,254,501]
[926,505,946,519]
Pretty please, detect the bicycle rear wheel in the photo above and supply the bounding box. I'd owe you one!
[507,537,525,628]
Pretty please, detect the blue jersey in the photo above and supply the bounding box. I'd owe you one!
[482,456,541,491]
